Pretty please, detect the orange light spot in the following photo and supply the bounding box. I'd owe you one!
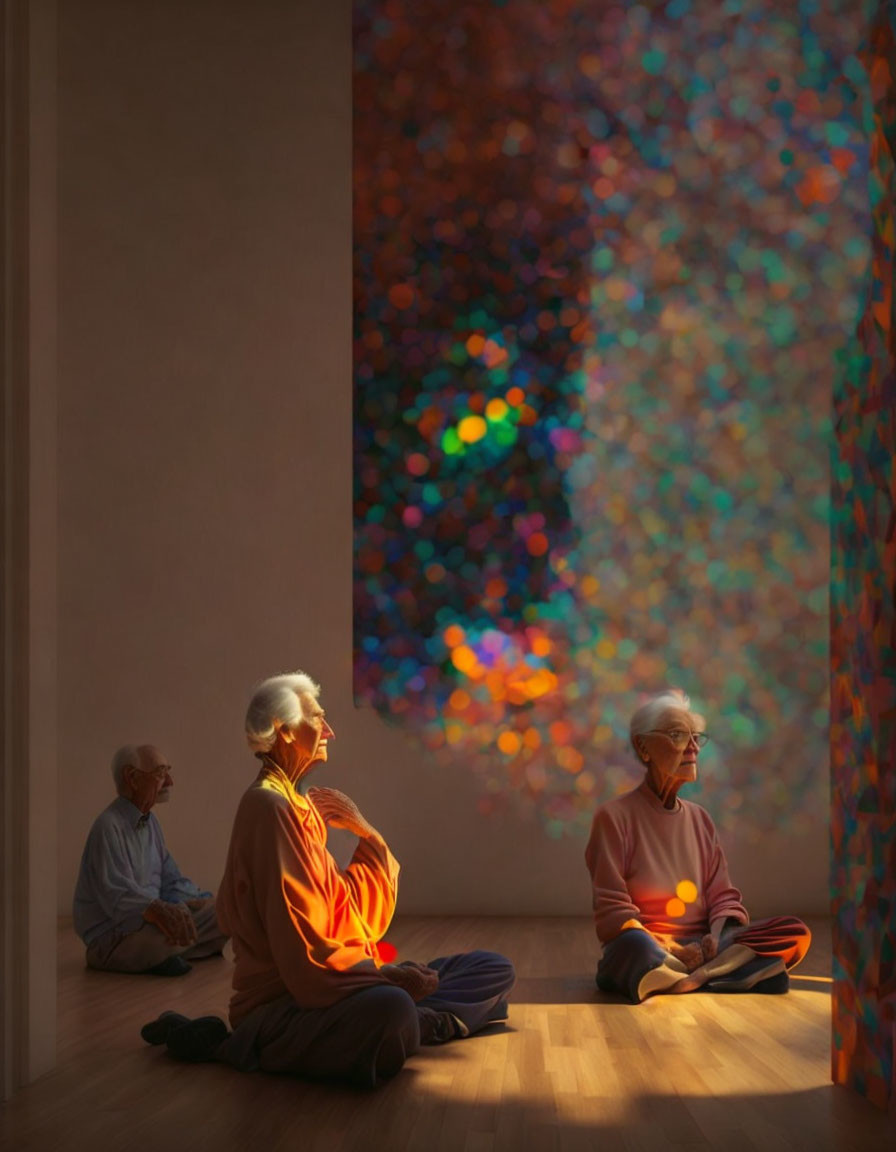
[458,415,488,443]
[796,165,841,206]
[485,577,507,599]
[518,403,538,426]
[549,720,572,745]
[558,747,583,773]
[522,727,542,750]
[451,645,478,674]
[443,624,466,648]
[676,880,698,904]
[527,532,549,556]
[505,386,525,407]
[829,147,857,174]
[593,176,614,199]
[448,689,471,711]
[465,333,486,357]
[531,635,552,657]
[485,398,509,421]
[665,898,686,918]
[485,671,507,701]
[497,731,522,755]
[388,283,415,309]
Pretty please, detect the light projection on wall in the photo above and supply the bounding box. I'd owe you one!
[353,0,870,840]
[831,0,895,1113]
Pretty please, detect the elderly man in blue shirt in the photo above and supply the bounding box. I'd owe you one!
[73,744,228,976]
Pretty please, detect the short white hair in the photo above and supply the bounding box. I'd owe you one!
[245,671,321,754]
[111,745,140,794]
[629,689,703,751]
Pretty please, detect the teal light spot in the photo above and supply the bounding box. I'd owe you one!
[824,121,852,149]
[642,49,666,75]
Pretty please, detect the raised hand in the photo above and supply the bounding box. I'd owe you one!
[307,787,374,838]
[143,899,197,947]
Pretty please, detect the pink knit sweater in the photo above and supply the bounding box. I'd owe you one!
[217,764,399,1025]
[585,780,749,944]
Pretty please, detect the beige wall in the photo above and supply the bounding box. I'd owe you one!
[56,0,829,920]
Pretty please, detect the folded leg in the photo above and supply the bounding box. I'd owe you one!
[215,985,420,1089]
[417,950,516,1036]
[596,929,680,1003]
[722,916,812,969]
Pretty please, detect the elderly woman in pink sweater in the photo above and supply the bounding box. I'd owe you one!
[585,689,811,1002]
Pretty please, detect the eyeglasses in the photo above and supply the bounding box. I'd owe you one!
[647,729,709,749]
[131,765,172,780]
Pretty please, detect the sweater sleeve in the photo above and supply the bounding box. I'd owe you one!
[342,836,400,941]
[79,820,158,923]
[252,799,391,1007]
[585,806,645,944]
[698,811,749,926]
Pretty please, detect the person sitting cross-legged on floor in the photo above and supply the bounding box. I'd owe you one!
[141,671,515,1087]
[73,744,228,977]
[585,689,811,1003]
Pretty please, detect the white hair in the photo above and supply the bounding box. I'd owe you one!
[629,689,702,751]
[245,671,321,754]
[111,744,140,794]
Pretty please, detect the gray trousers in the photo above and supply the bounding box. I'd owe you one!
[86,900,228,973]
[215,949,516,1088]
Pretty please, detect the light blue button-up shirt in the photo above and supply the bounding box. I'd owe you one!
[72,795,211,945]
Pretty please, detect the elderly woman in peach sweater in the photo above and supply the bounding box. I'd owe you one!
[585,690,811,1002]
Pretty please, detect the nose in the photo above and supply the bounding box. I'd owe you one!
[322,719,335,739]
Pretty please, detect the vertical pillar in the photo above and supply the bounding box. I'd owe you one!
[830,0,896,1115]
[1,0,57,1098]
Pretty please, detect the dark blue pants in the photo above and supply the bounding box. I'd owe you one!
[216,949,515,1088]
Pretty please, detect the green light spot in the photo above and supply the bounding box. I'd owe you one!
[441,428,463,455]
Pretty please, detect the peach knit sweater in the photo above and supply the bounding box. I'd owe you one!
[585,780,748,944]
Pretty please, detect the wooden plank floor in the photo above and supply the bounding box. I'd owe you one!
[1,917,892,1151]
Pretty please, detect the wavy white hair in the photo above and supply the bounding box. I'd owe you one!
[111,744,140,794]
[629,689,703,752]
[245,671,321,754]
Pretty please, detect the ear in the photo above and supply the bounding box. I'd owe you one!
[274,720,297,745]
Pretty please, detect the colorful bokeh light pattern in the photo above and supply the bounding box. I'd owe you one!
[353,0,871,841]
[830,1,896,1113]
